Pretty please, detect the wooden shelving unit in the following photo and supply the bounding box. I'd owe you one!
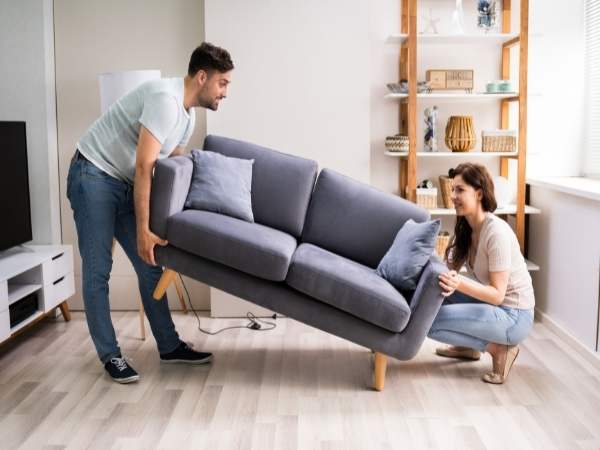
[389,0,534,255]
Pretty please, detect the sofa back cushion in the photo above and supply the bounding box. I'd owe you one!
[301,169,430,268]
[203,135,318,238]
[185,150,255,222]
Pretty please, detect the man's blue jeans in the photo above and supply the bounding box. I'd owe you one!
[428,291,534,352]
[67,152,180,364]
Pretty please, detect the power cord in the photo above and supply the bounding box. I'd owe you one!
[178,274,277,335]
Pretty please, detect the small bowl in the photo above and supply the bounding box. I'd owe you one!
[497,80,513,92]
[486,82,498,93]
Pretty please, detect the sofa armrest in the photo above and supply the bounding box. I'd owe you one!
[397,255,447,358]
[150,155,193,239]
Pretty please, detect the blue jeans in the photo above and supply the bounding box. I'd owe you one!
[67,152,180,364]
[427,291,534,352]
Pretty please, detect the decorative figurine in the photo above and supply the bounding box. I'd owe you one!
[477,0,498,32]
[424,105,439,152]
[451,0,465,34]
[421,8,440,34]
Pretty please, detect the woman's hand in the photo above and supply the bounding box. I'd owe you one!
[438,270,459,297]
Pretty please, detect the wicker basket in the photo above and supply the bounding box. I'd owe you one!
[416,188,438,209]
[438,175,453,209]
[436,233,451,259]
[445,116,476,152]
[385,134,409,152]
[482,130,517,152]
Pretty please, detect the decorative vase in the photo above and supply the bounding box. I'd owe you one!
[445,116,476,152]
[424,106,438,152]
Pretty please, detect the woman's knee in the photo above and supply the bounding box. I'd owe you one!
[506,310,534,345]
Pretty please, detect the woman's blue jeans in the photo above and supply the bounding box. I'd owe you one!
[427,291,534,352]
[67,152,180,364]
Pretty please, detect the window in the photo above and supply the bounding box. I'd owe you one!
[585,0,600,177]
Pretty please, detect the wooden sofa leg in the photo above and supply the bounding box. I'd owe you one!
[373,352,388,392]
[153,268,177,300]
[174,276,188,313]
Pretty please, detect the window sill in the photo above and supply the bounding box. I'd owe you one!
[527,176,600,203]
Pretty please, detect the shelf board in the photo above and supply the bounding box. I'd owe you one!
[386,34,408,44]
[458,258,540,273]
[10,310,44,334]
[428,205,541,215]
[384,92,518,100]
[419,33,520,45]
[387,33,520,45]
[385,151,518,158]
[8,283,43,306]
[525,259,540,272]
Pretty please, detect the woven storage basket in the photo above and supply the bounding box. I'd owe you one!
[385,134,409,152]
[435,233,451,259]
[438,175,453,209]
[482,130,517,152]
[416,188,437,209]
[445,116,476,152]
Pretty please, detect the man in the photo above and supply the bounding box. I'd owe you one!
[67,42,233,383]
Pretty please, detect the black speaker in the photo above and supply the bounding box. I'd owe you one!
[9,291,39,328]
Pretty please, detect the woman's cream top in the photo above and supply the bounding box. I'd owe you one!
[465,213,535,310]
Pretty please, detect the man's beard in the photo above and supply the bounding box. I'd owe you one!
[198,92,219,111]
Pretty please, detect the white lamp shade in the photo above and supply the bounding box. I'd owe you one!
[98,70,161,113]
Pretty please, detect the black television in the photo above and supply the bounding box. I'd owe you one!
[0,121,32,252]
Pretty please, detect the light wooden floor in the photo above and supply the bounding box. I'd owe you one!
[1,311,599,450]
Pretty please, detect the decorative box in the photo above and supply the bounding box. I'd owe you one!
[426,69,474,91]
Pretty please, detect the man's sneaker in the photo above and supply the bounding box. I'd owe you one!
[104,356,140,384]
[160,341,213,364]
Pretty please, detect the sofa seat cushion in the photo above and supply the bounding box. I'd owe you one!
[167,210,297,281]
[286,243,411,332]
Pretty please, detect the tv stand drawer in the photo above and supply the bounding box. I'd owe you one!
[42,247,74,285]
[43,272,75,311]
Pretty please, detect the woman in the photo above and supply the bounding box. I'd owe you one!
[428,163,535,384]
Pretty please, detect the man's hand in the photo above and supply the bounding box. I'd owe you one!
[137,228,168,266]
[438,270,459,297]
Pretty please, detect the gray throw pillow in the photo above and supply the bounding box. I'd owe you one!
[376,219,441,290]
[184,149,254,222]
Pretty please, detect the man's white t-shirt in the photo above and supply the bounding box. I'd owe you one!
[77,77,195,184]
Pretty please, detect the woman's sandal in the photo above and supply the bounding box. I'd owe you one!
[482,345,520,384]
[436,346,481,361]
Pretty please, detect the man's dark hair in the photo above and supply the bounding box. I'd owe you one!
[188,42,234,76]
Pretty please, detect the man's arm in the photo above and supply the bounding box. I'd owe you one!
[134,126,168,266]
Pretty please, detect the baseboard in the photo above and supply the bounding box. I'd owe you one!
[535,308,600,370]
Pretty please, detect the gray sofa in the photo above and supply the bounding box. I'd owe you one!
[150,135,446,390]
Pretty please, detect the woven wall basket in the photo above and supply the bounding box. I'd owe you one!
[445,116,476,152]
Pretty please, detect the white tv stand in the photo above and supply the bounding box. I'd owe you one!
[0,244,75,344]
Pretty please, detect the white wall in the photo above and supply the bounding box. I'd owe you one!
[0,0,61,245]
[54,0,207,310]
[204,0,371,183]
[528,186,600,352]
